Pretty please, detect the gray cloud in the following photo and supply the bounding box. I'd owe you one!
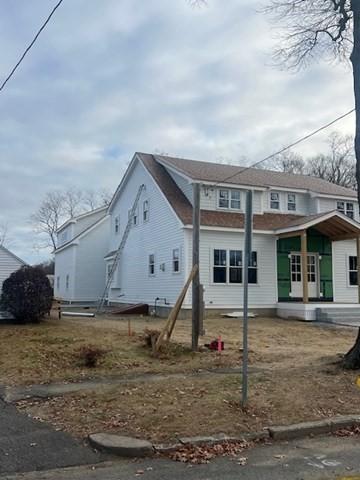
[0,0,355,262]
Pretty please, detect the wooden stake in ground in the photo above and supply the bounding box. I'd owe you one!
[192,182,201,351]
[154,264,199,354]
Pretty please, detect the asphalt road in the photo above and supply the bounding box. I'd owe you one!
[3,434,360,480]
[0,399,103,475]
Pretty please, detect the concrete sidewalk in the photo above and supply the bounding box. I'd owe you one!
[0,399,103,475]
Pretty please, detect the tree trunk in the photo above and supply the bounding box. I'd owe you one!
[344,0,360,369]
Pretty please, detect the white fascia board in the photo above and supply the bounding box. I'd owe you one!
[154,158,193,184]
[183,225,273,234]
[266,185,309,194]
[197,180,266,191]
[140,159,185,229]
[311,192,357,201]
[54,241,79,254]
[108,153,138,213]
[275,210,360,235]
[57,218,76,233]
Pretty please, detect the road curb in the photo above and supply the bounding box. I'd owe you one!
[89,415,360,458]
[268,415,360,440]
[88,433,154,458]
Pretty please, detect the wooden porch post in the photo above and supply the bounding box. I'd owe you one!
[301,230,309,303]
[357,236,360,304]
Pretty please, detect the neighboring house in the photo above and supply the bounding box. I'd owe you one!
[54,206,110,302]
[0,245,26,293]
[106,152,360,320]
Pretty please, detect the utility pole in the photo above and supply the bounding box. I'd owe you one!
[242,190,253,407]
[192,182,201,351]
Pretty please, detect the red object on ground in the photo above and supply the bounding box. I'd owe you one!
[205,339,225,351]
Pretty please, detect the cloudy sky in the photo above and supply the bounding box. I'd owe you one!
[0,0,355,263]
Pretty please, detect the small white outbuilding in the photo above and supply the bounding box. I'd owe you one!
[0,245,26,293]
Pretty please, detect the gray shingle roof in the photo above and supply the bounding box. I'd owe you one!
[151,153,357,198]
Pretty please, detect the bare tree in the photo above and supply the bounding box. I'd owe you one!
[63,188,84,218]
[264,1,360,368]
[31,191,65,250]
[307,132,356,188]
[262,150,306,174]
[31,187,111,251]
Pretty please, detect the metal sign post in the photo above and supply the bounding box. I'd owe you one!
[242,190,253,407]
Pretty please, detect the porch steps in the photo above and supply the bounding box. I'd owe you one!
[316,307,360,324]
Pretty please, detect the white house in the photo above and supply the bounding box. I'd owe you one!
[54,206,110,302]
[105,152,360,321]
[0,245,26,293]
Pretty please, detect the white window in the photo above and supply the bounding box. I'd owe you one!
[149,254,155,276]
[349,256,358,286]
[60,231,68,244]
[172,248,180,273]
[114,215,120,234]
[56,276,60,290]
[270,192,280,210]
[143,200,149,222]
[128,207,139,226]
[218,190,229,209]
[66,274,69,290]
[229,250,242,284]
[213,249,257,284]
[213,249,227,283]
[218,189,241,210]
[287,194,296,211]
[337,201,354,219]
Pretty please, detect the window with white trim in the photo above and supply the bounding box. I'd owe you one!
[337,201,355,219]
[149,254,155,276]
[249,252,258,284]
[270,192,280,210]
[128,207,139,226]
[66,274,69,290]
[213,249,227,283]
[143,200,149,222]
[229,250,242,283]
[114,215,120,234]
[213,249,257,284]
[218,189,241,210]
[172,248,180,273]
[287,194,296,211]
[107,263,113,280]
[56,276,60,290]
[349,256,358,286]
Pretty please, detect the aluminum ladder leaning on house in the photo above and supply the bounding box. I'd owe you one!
[96,183,146,313]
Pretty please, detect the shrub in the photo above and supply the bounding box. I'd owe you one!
[0,266,53,323]
[77,345,108,368]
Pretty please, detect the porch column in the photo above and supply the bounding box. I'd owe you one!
[301,230,309,303]
[357,236,360,304]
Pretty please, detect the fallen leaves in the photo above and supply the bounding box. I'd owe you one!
[167,440,252,464]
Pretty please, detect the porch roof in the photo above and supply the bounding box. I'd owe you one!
[274,210,360,241]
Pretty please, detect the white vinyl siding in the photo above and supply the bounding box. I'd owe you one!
[108,159,186,307]
[184,230,277,308]
[0,247,25,293]
[332,239,358,302]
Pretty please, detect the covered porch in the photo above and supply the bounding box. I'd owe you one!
[274,211,360,321]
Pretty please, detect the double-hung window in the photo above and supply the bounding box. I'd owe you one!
[56,276,60,290]
[287,194,296,211]
[66,274,70,290]
[218,189,241,210]
[270,192,280,210]
[143,200,149,222]
[149,254,155,276]
[337,201,355,219]
[213,249,227,283]
[172,248,180,273]
[213,249,257,284]
[229,250,242,283]
[349,256,358,286]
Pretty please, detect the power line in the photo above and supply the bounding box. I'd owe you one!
[0,0,64,92]
[214,108,355,186]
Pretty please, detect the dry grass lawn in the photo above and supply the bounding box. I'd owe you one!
[5,309,360,442]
